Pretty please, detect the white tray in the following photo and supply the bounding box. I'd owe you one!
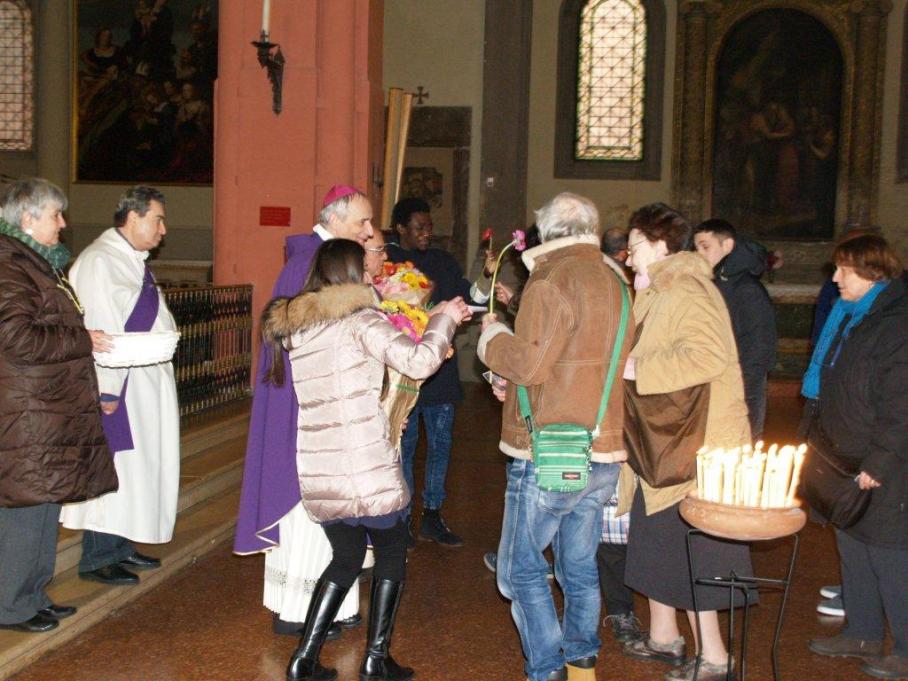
[93,330,181,368]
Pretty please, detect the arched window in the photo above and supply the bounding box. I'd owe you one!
[0,0,33,151]
[555,0,665,179]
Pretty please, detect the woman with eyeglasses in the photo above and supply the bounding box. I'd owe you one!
[619,203,753,681]
[804,232,908,680]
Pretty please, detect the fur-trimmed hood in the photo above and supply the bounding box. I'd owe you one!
[263,283,376,340]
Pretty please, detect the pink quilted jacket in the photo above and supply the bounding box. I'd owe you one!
[263,283,456,522]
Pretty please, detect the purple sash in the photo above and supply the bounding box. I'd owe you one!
[102,266,160,454]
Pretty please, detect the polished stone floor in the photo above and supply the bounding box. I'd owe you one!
[13,386,883,681]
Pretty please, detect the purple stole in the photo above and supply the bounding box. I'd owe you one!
[101,265,160,454]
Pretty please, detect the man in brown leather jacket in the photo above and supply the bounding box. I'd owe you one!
[478,192,633,681]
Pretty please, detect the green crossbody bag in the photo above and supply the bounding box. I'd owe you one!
[516,278,629,493]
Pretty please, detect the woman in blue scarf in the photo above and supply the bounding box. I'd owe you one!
[801,232,908,680]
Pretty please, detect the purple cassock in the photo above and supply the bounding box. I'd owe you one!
[233,232,326,553]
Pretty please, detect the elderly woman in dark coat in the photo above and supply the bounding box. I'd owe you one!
[804,232,908,680]
[0,178,118,633]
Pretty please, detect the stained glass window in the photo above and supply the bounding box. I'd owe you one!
[0,0,33,151]
[576,0,646,161]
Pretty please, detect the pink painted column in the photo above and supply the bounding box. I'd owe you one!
[213,0,384,359]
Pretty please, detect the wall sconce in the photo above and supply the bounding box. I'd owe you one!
[253,31,285,114]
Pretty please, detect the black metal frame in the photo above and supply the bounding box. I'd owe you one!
[253,32,285,114]
[686,529,801,681]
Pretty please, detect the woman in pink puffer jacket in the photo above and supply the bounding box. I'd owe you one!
[261,239,470,681]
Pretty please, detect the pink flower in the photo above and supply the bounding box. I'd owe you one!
[482,227,494,242]
[512,229,527,252]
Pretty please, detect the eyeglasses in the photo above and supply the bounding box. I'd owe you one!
[626,238,647,258]
[365,245,386,253]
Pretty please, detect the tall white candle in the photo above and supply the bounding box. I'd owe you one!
[262,0,271,36]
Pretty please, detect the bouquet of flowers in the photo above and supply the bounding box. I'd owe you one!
[376,262,434,449]
[373,261,433,306]
[380,300,429,341]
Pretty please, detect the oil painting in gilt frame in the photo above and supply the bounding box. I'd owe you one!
[711,9,841,239]
[72,0,218,184]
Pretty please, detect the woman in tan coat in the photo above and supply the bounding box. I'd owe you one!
[261,239,470,681]
[619,204,752,681]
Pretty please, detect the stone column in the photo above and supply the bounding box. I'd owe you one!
[675,1,714,223]
[847,0,892,227]
[213,0,383,362]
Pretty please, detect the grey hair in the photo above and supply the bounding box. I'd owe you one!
[534,192,601,242]
[318,191,366,228]
[113,185,166,228]
[1,178,68,228]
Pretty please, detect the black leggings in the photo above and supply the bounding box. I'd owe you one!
[321,519,408,589]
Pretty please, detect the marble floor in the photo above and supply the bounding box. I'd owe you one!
[12,387,882,681]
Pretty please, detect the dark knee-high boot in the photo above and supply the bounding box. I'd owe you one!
[286,577,349,681]
[360,578,414,681]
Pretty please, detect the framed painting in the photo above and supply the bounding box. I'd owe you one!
[72,0,218,184]
[710,9,842,239]
[400,147,455,238]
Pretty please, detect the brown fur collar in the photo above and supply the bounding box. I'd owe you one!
[263,283,376,339]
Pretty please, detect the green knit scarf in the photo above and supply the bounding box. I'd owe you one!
[0,216,71,269]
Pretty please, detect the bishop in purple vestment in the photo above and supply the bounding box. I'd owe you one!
[234,186,376,554]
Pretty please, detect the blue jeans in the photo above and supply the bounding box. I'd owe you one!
[400,403,454,511]
[497,459,619,681]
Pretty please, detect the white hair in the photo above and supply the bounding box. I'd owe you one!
[534,192,600,243]
[1,178,68,228]
[317,191,367,228]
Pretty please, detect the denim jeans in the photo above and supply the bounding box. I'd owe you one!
[496,458,620,681]
[400,403,455,511]
[79,530,134,572]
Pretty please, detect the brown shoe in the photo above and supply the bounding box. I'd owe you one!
[622,636,686,666]
[861,655,908,679]
[809,634,883,659]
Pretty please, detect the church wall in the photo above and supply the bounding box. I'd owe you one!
[879,0,908,261]
[28,0,213,265]
[382,0,485,262]
[525,0,678,229]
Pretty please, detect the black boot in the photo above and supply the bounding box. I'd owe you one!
[286,577,349,681]
[359,579,414,681]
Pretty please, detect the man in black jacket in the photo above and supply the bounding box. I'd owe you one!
[694,219,777,439]
[387,198,493,546]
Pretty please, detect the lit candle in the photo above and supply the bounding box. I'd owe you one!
[261,0,271,36]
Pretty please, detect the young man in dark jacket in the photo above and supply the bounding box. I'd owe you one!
[387,198,493,546]
[694,219,777,438]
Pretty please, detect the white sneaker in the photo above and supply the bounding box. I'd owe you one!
[820,584,841,599]
[817,596,845,617]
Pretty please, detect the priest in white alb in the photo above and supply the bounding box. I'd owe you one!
[60,186,180,585]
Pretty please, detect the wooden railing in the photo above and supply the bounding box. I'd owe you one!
[162,284,254,416]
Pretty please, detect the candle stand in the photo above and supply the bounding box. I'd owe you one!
[680,497,807,681]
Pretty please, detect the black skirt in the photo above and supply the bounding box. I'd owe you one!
[625,485,756,611]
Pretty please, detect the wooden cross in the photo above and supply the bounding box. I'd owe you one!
[414,85,430,105]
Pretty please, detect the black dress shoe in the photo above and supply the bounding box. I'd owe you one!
[336,613,361,629]
[0,613,59,633]
[37,604,77,619]
[272,614,341,640]
[119,552,161,570]
[79,564,140,585]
